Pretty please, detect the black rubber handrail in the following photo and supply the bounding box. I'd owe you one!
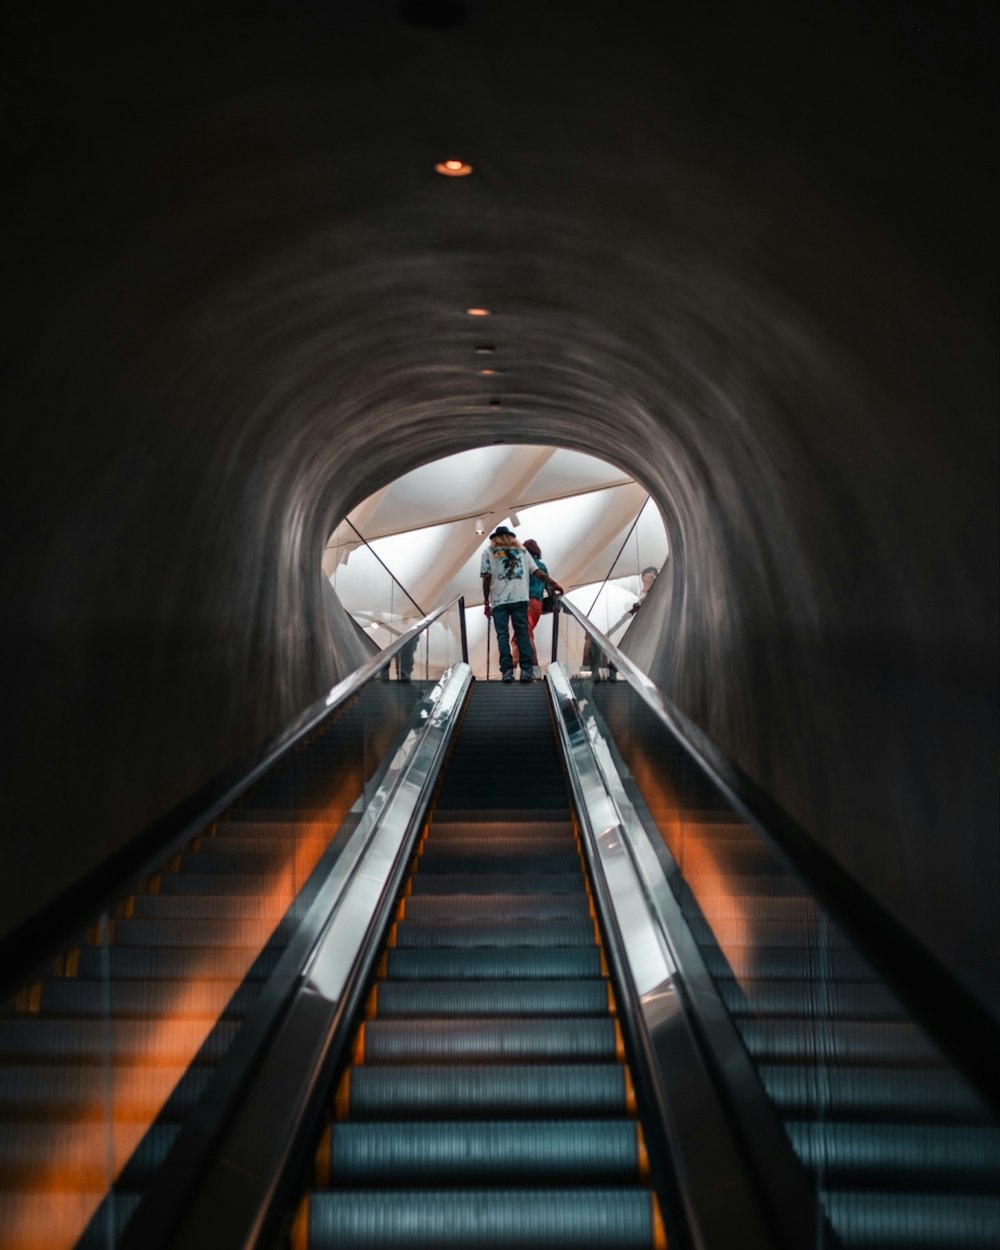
[0,596,468,1002]
[554,596,1000,1118]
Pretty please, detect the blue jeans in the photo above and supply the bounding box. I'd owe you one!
[492,601,533,677]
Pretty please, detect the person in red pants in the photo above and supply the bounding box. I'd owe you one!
[520,535,550,680]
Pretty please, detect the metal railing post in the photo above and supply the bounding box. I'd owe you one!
[458,596,468,663]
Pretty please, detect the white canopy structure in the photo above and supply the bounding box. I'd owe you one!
[324,446,668,677]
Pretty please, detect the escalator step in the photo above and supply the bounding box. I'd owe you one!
[431,809,574,823]
[130,896,294,921]
[693,895,822,924]
[737,1019,943,1066]
[384,948,605,980]
[392,919,596,949]
[436,795,569,812]
[189,838,327,858]
[407,873,584,896]
[0,1193,140,1250]
[112,919,281,948]
[33,979,256,1020]
[786,1122,1000,1190]
[427,822,574,839]
[371,980,611,1018]
[400,894,591,922]
[686,873,802,898]
[225,809,348,824]
[698,944,876,982]
[758,1064,990,1124]
[208,822,342,839]
[674,850,786,878]
[688,916,852,949]
[157,873,284,894]
[717,978,904,1021]
[357,1018,621,1063]
[418,837,573,856]
[72,946,282,981]
[0,1064,209,1121]
[413,854,581,875]
[304,1187,664,1249]
[339,1063,633,1119]
[174,851,289,873]
[823,1189,1000,1248]
[0,1122,179,1187]
[0,1018,240,1065]
[323,1120,643,1183]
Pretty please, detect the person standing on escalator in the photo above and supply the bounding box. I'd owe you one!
[481,527,563,684]
[520,538,550,679]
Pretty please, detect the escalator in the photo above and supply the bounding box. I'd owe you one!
[291,681,667,1249]
[0,679,423,1250]
[2,606,999,1250]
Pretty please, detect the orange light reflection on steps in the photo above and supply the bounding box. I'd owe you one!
[629,747,754,986]
[4,777,361,1250]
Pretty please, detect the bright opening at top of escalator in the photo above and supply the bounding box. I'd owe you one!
[322,445,669,678]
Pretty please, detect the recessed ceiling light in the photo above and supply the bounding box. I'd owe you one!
[480,368,497,376]
[466,307,491,317]
[475,345,496,353]
[435,159,473,177]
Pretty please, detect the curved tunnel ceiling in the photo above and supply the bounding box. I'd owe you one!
[2,2,997,1010]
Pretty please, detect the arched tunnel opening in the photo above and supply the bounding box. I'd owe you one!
[1,2,997,1245]
[321,445,670,680]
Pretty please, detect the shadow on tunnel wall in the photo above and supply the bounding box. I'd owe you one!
[1,0,997,1018]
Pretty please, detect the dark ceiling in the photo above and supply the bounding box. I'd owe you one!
[2,1,997,1015]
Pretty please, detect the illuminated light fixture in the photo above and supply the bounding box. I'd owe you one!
[480,368,497,376]
[475,345,496,354]
[435,159,473,177]
[474,517,486,535]
[466,307,491,317]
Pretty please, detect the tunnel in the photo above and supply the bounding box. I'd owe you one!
[1,1,997,1246]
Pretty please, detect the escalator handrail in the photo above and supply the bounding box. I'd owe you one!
[555,596,1000,1116]
[0,595,468,1002]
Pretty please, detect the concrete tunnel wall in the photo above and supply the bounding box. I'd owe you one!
[1,1,997,1017]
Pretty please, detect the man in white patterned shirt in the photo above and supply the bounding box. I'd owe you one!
[480,527,563,683]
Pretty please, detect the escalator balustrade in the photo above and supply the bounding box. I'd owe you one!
[292,681,668,1250]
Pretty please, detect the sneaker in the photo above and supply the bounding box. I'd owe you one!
[501,672,515,684]
[533,667,542,679]
[519,675,534,684]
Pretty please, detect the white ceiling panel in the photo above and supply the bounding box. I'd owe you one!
[326,446,669,660]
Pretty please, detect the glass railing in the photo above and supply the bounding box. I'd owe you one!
[0,600,468,1250]
[566,494,667,650]
[552,599,1000,1250]
[324,519,427,665]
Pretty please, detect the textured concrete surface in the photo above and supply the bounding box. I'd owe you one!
[1,2,997,1012]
